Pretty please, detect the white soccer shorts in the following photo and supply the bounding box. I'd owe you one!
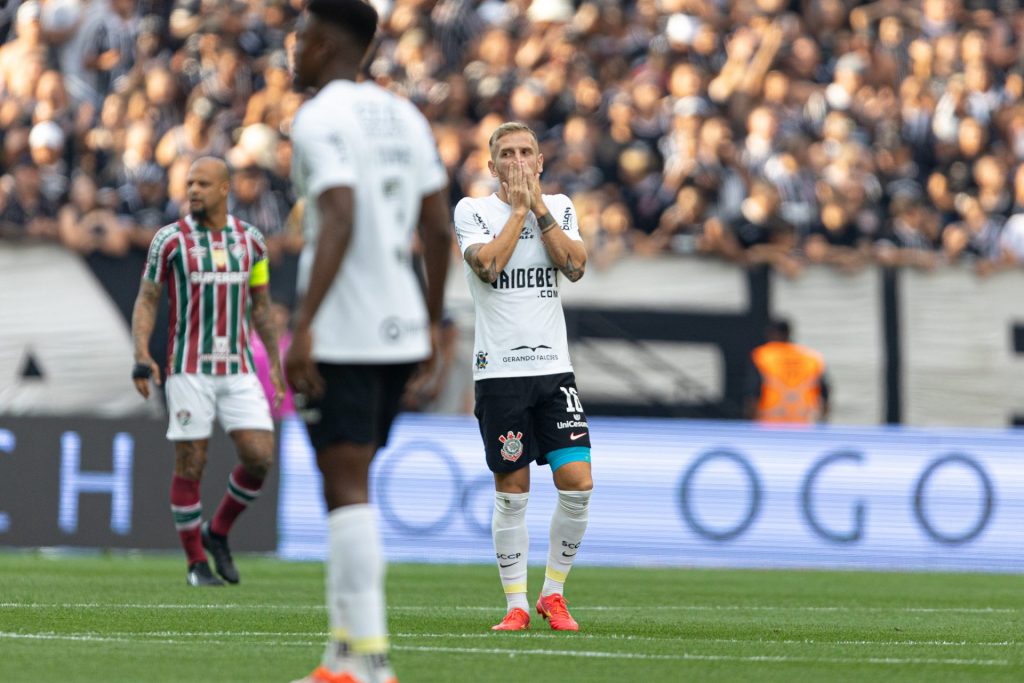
[165,373,273,440]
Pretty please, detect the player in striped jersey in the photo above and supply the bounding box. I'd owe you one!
[131,156,286,587]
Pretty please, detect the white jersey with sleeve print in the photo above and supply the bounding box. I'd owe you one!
[454,193,581,380]
[290,80,447,363]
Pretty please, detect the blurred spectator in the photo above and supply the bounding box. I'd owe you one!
[804,200,872,273]
[155,95,229,167]
[228,164,295,262]
[0,2,44,92]
[942,194,1004,273]
[589,200,635,270]
[707,180,802,278]
[875,191,941,270]
[0,161,60,241]
[28,120,71,205]
[0,42,46,132]
[998,210,1024,270]
[64,0,140,108]
[643,184,711,257]
[972,155,1012,220]
[618,144,672,235]
[243,50,293,130]
[116,161,176,248]
[58,173,130,257]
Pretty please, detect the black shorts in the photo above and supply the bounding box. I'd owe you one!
[474,372,592,474]
[299,362,416,452]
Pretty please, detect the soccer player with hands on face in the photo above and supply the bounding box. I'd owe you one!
[454,122,594,633]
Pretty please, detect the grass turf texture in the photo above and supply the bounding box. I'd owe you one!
[0,552,1020,682]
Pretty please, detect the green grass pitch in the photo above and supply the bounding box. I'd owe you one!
[0,552,1020,682]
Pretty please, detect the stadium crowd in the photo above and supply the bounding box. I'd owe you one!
[2,0,1024,277]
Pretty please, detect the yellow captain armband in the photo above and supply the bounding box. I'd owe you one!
[249,258,269,288]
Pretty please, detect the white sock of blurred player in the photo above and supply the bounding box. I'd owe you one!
[322,505,393,679]
[492,492,530,612]
[541,489,591,597]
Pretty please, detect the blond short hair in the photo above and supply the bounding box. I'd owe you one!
[488,122,539,160]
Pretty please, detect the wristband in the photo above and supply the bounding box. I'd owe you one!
[132,363,153,380]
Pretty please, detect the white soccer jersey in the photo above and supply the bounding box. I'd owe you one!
[454,193,582,380]
[291,80,447,363]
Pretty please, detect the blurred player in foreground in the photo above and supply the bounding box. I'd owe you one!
[285,1,451,681]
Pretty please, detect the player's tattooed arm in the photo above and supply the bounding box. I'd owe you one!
[560,253,585,282]
[251,286,286,407]
[131,280,162,363]
[464,243,499,283]
[131,279,164,397]
[539,221,587,282]
[251,287,279,356]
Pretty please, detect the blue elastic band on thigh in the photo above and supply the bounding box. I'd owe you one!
[546,446,591,472]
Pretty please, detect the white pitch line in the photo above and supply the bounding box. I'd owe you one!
[0,602,320,610]
[394,633,1019,648]
[392,644,1011,667]
[0,632,317,648]
[43,631,1021,648]
[0,632,1010,667]
[0,602,1016,614]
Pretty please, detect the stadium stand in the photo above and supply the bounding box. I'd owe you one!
[1,0,1023,277]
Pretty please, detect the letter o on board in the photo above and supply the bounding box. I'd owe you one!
[913,453,994,546]
[678,449,762,541]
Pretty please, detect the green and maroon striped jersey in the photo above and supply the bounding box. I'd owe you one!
[142,215,270,376]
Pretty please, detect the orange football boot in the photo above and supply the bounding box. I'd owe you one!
[536,593,579,631]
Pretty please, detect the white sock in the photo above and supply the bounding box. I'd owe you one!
[492,491,530,612]
[542,489,591,597]
[322,505,389,671]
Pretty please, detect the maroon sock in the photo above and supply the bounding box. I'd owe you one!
[170,475,205,565]
[210,465,265,537]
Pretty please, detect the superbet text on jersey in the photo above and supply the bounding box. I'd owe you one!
[143,215,269,376]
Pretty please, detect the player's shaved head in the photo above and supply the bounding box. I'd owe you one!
[190,156,229,183]
[186,156,230,225]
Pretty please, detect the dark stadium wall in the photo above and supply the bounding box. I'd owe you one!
[564,267,771,419]
[80,254,1024,426]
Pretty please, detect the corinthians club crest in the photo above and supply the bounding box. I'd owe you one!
[498,431,524,462]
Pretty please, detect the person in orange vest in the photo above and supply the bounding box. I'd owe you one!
[745,319,830,424]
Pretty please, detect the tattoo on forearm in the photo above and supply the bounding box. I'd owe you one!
[562,254,585,282]
[537,212,556,233]
[132,283,161,357]
[466,244,498,283]
[251,290,280,361]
